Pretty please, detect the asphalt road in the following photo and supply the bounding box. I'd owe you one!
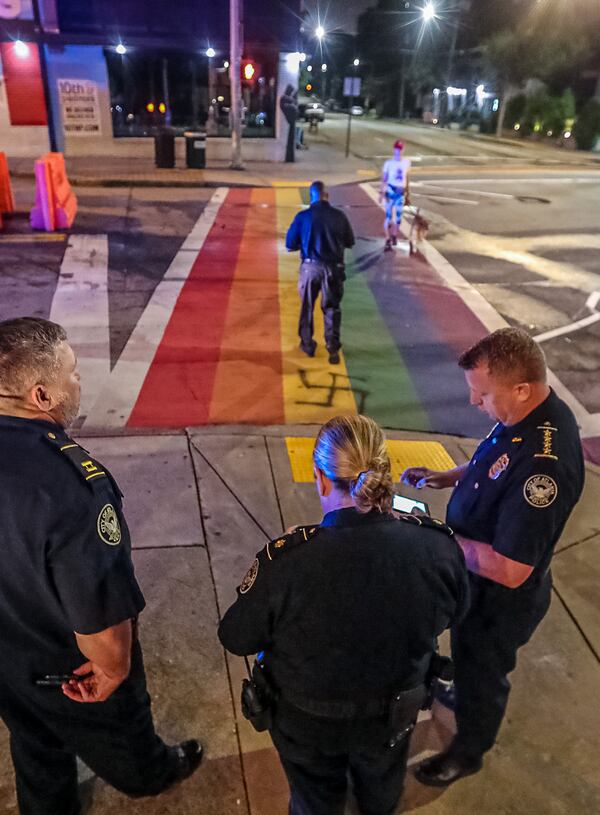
[311,114,600,428]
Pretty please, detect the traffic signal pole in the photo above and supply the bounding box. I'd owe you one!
[229,0,244,169]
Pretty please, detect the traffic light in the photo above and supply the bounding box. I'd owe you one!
[305,83,313,93]
[242,59,260,85]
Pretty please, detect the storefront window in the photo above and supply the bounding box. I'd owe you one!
[105,48,276,138]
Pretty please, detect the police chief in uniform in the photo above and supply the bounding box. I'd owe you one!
[285,180,355,365]
[0,317,202,815]
[402,327,584,786]
[219,414,469,815]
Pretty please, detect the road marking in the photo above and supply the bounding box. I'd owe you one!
[359,182,600,437]
[534,291,600,343]
[0,233,67,243]
[412,192,479,206]
[413,182,514,200]
[83,188,227,429]
[50,235,109,419]
[414,177,600,185]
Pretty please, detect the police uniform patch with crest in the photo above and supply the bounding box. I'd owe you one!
[97,504,122,545]
[488,453,510,480]
[240,558,259,594]
[523,475,558,508]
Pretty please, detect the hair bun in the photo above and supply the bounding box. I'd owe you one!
[350,468,393,514]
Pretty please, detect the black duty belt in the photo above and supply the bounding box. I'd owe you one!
[282,684,426,721]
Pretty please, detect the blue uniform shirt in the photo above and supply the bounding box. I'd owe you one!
[0,416,145,681]
[285,200,355,265]
[446,390,584,584]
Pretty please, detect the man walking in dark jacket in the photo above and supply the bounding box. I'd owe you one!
[286,180,355,364]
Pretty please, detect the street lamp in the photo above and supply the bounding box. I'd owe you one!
[115,43,127,55]
[315,25,325,40]
[206,47,215,58]
[353,58,360,67]
[422,2,436,22]
[321,63,327,72]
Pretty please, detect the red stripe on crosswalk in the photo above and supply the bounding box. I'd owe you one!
[128,188,251,427]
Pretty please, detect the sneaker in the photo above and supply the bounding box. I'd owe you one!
[384,239,393,252]
[415,746,482,787]
[300,342,316,357]
[170,740,203,784]
[328,352,340,365]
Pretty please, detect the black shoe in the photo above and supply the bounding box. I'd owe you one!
[170,739,203,784]
[415,747,482,787]
[384,238,393,252]
[300,342,316,357]
[328,352,340,365]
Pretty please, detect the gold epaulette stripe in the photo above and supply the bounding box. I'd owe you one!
[60,443,78,451]
[266,541,273,561]
[534,454,559,460]
[537,425,558,432]
[85,471,106,481]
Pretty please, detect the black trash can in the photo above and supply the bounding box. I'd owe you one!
[184,131,206,169]
[154,129,175,168]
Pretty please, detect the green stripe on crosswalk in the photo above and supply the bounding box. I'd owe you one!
[342,253,430,431]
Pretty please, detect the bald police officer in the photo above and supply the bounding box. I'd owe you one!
[0,317,202,815]
[402,327,584,786]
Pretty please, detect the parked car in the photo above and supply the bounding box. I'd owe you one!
[350,105,364,116]
[305,102,325,122]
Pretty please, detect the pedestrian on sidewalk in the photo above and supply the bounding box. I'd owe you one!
[379,140,411,251]
[0,317,202,815]
[219,414,469,815]
[285,180,355,365]
[402,327,584,787]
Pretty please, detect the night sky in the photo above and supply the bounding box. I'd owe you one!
[303,0,374,34]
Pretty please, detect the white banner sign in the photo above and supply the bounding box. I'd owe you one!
[343,77,361,97]
[58,79,102,137]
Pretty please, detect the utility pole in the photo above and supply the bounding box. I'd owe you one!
[229,0,243,169]
[32,0,58,152]
[440,0,471,128]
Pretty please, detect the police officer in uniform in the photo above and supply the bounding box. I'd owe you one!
[402,327,584,786]
[285,180,355,365]
[0,317,202,814]
[219,414,469,815]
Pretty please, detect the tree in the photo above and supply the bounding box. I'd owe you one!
[484,18,591,137]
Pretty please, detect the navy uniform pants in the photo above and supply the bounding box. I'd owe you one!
[271,699,411,815]
[0,645,177,815]
[452,572,552,758]
[298,260,345,355]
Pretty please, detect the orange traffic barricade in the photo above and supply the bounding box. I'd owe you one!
[0,151,15,217]
[31,152,77,231]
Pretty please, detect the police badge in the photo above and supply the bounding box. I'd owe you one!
[488,453,510,480]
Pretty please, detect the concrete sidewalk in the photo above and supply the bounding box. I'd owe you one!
[1,425,598,814]
[7,135,377,189]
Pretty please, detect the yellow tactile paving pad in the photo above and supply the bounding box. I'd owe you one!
[286,437,456,483]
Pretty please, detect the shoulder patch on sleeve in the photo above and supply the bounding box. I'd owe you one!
[265,525,320,561]
[524,474,558,508]
[43,433,109,487]
[240,558,259,594]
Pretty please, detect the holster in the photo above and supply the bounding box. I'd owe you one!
[387,684,427,747]
[241,657,276,733]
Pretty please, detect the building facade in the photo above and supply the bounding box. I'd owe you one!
[0,0,301,160]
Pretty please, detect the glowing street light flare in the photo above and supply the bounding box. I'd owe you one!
[14,40,29,58]
[321,63,327,72]
[353,58,360,67]
[422,2,436,22]
[206,47,215,58]
[307,65,312,72]
[315,25,325,40]
[115,43,127,55]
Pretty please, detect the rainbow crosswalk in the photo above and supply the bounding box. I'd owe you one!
[125,184,491,437]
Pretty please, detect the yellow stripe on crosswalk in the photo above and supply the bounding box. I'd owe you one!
[285,436,456,483]
[0,233,67,243]
[275,188,358,424]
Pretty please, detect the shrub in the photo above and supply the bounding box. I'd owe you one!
[573,99,600,151]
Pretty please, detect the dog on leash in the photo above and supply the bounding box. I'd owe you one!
[408,209,429,255]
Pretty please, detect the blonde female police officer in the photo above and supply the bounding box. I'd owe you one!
[219,415,469,815]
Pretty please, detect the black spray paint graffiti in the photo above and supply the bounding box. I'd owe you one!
[295,369,369,413]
